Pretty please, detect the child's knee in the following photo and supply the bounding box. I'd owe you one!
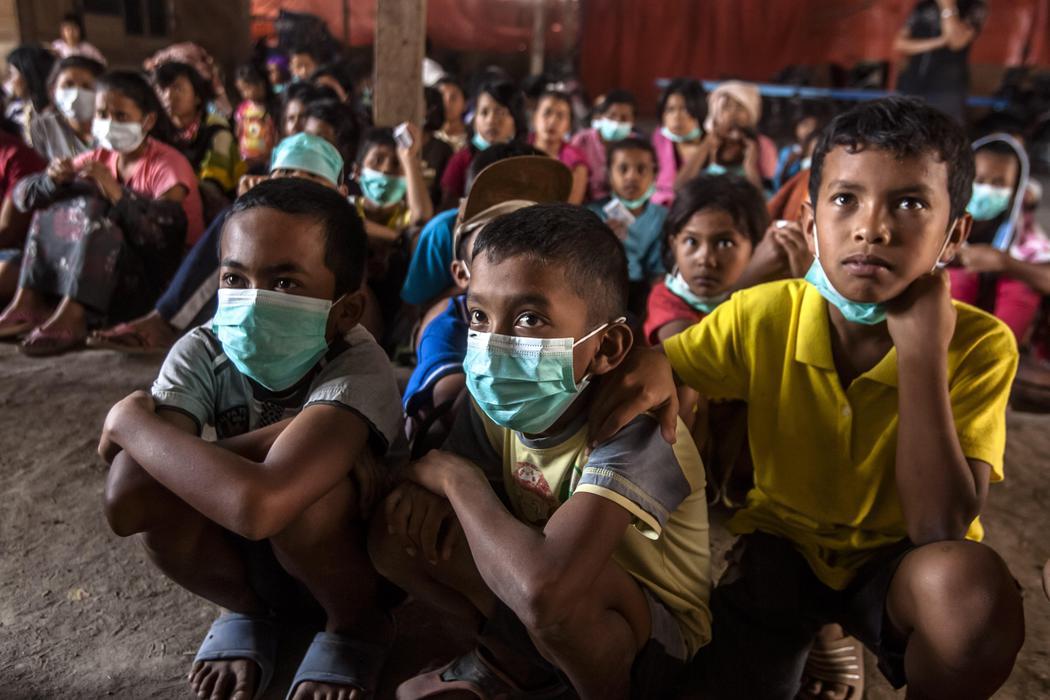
[365,496,409,580]
[103,453,160,536]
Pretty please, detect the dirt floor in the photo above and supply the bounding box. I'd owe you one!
[0,343,1048,699]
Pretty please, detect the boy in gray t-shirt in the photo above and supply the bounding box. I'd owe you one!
[98,178,402,700]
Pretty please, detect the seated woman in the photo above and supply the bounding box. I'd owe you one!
[30,55,105,161]
[676,81,777,192]
[0,70,203,356]
[528,89,588,204]
[651,77,706,207]
[4,45,56,145]
[152,61,242,221]
[439,78,526,209]
[0,116,46,304]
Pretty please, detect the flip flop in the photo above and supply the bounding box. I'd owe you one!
[0,310,47,340]
[86,322,171,355]
[18,326,86,357]
[799,632,864,700]
[193,613,278,700]
[396,647,570,700]
[285,631,393,699]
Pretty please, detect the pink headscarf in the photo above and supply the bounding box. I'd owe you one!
[703,81,761,134]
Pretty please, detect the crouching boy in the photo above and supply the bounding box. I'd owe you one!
[370,203,711,699]
[99,178,403,700]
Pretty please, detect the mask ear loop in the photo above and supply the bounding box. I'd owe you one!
[931,219,958,272]
[571,315,629,388]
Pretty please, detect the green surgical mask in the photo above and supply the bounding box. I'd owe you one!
[665,272,728,313]
[360,167,407,206]
[213,288,336,391]
[615,184,656,211]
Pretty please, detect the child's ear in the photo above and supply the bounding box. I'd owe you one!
[331,289,366,335]
[800,199,817,256]
[940,213,973,265]
[141,112,157,135]
[450,259,471,290]
[586,323,633,378]
[337,183,349,197]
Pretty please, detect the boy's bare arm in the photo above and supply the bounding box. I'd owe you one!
[100,391,371,540]
[889,273,991,543]
[397,122,434,226]
[407,450,632,630]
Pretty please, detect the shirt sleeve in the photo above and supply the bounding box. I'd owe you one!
[0,141,45,198]
[440,149,471,201]
[662,294,749,400]
[145,144,195,199]
[150,329,219,432]
[950,318,1017,481]
[643,282,702,346]
[577,414,693,538]
[401,212,455,305]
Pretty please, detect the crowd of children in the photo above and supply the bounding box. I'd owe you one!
[0,9,1046,700]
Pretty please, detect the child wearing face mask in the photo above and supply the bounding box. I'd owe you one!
[569,89,637,201]
[29,56,104,161]
[98,177,405,700]
[372,203,711,700]
[587,137,667,316]
[651,78,706,207]
[949,135,1047,343]
[439,79,527,209]
[584,97,1024,700]
[1,70,203,356]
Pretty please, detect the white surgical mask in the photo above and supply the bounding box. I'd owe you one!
[54,87,96,123]
[92,118,145,154]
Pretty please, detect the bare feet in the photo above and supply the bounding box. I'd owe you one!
[36,296,87,340]
[290,680,364,700]
[0,287,52,338]
[188,657,259,700]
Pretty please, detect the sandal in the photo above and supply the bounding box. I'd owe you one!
[193,612,278,700]
[19,326,86,357]
[86,322,171,355]
[396,647,570,700]
[286,630,393,699]
[799,632,864,700]
[0,310,47,340]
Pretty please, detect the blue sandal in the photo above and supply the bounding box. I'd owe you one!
[285,631,392,699]
[193,613,278,700]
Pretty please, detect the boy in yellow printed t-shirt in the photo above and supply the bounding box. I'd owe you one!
[587,97,1024,700]
[368,203,711,699]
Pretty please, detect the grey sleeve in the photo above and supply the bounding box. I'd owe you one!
[150,329,219,432]
[304,326,405,453]
[12,172,59,212]
[442,401,504,487]
[580,414,692,531]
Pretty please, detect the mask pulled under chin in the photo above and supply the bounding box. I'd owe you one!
[665,272,728,313]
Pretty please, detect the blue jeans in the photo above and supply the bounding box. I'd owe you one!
[155,207,229,330]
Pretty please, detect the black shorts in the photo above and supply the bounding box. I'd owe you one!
[688,532,914,699]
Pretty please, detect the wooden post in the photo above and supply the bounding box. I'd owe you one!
[373,0,426,127]
[529,0,546,77]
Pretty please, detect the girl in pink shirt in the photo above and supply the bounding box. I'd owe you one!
[528,90,588,204]
[651,78,706,208]
[0,70,203,356]
[569,89,637,202]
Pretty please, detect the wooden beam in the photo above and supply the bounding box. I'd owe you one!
[373,0,426,128]
[529,0,546,77]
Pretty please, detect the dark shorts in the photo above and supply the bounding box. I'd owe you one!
[689,532,914,699]
[630,587,690,698]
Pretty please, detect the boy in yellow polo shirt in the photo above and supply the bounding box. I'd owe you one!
[589,97,1024,700]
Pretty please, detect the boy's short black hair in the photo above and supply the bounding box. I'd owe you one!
[466,142,545,191]
[230,178,366,297]
[48,55,105,89]
[424,86,445,132]
[153,61,214,104]
[657,78,706,123]
[606,136,658,173]
[472,203,628,324]
[663,174,769,270]
[809,96,974,221]
[356,126,396,164]
[289,44,322,62]
[594,89,636,117]
[305,97,359,164]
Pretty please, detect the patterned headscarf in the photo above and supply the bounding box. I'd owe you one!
[144,43,232,117]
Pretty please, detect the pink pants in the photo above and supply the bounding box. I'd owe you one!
[949,268,1042,343]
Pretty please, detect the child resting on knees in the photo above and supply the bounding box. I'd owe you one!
[98,178,404,700]
[587,137,668,315]
[589,96,1024,700]
[370,203,711,699]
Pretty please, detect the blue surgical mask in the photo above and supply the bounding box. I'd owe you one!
[966,183,1012,221]
[799,156,812,170]
[804,224,886,325]
[213,288,337,391]
[665,272,728,313]
[593,117,631,142]
[661,125,701,143]
[359,167,407,206]
[615,184,656,211]
[464,319,622,434]
[704,162,729,176]
[472,132,491,151]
